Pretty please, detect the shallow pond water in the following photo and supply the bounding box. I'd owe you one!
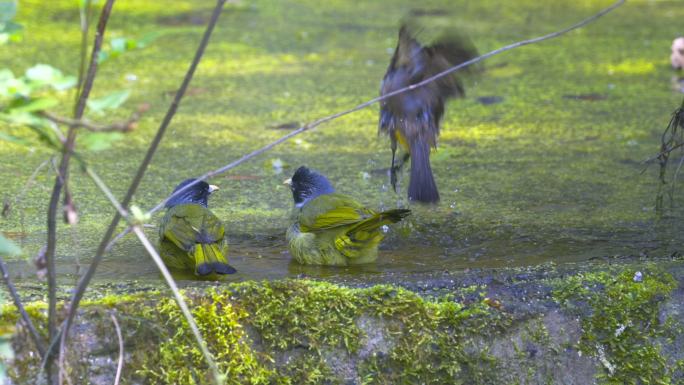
[1,0,684,286]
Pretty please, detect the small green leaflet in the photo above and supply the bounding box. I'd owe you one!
[86,90,130,114]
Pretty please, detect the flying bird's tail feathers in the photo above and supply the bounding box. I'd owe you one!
[408,137,439,203]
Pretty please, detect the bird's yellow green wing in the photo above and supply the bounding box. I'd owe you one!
[160,204,224,251]
[298,193,376,232]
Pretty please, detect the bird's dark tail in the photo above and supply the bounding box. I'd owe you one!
[348,208,411,236]
[408,138,439,203]
[194,243,237,276]
[378,208,412,224]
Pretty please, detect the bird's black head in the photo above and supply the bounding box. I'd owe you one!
[286,166,335,207]
[165,179,219,208]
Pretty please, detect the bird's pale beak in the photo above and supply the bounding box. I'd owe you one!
[208,184,220,193]
[283,178,292,186]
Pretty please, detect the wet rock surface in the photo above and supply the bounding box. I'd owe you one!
[4,257,684,384]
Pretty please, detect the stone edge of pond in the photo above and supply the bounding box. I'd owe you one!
[2,257,684,384]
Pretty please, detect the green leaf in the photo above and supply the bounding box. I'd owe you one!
[23,64,76,91]
[1,112,61,149]
[138,30,163,47]
[0,68,12,82]
[0,1,17,24]
[0,68,14,94]
[0,233,21,256]
[1,110,47,126]
[96,50,109,63]
[86,89,130,114]
[0,76,29,98]
[9,97,58,113]
[51,76,76,91]
[80,131,124,151]
[0,131,29,146]
[98,32,161,64]
[25,64,61,83]
[0,20,22,34]
[109,37,125,53]
[0,22,20,45]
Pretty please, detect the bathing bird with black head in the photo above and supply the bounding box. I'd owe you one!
[285,166,411,266]
[158,179,236,277]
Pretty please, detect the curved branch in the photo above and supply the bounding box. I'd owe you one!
[44,0,115,378]
[40,109,143,133]
[55,2,228,385]
[0,256,46,357]
[110,312,124,385]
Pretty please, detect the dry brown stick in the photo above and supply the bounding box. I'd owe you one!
[52,1,228,383]
[43,1,116,382]
[143,0,626,218]
[40,110,141,133]
[0,256,46,357]
[110,312,124,385]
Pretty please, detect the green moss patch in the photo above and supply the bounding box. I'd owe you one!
[137,280,509,384]
[3,264,684,384]
[553,267,683,384]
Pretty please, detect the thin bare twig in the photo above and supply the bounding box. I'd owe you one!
[40,110,141,133]
[3,159,50,219]
[39,320,64,373]
[57,345,73,385]
[86,166,214,378]
[44,1,115,382]
[58,323,66,385]
[45,122,67,145]
[0,256,46,357]
[74,0,93,112]
[104,226,132,253]
[70,163,223,383]
[83,167,128,216]
[143,0,626,218]
[55,2,227,384]
[671,154,684,200]
[104,224,158,253]
[642,142,684,166]
[647,98,684,215]
[110,312,124,385]
[4,158,51,244]
[133,226,221,383]
[86,160,220,381]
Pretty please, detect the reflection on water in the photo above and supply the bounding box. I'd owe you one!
[6,210,682,285]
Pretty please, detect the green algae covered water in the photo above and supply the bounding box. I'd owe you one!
[1,0,684,285]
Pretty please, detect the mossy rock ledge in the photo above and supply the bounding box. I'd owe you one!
[3,258,684,384]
